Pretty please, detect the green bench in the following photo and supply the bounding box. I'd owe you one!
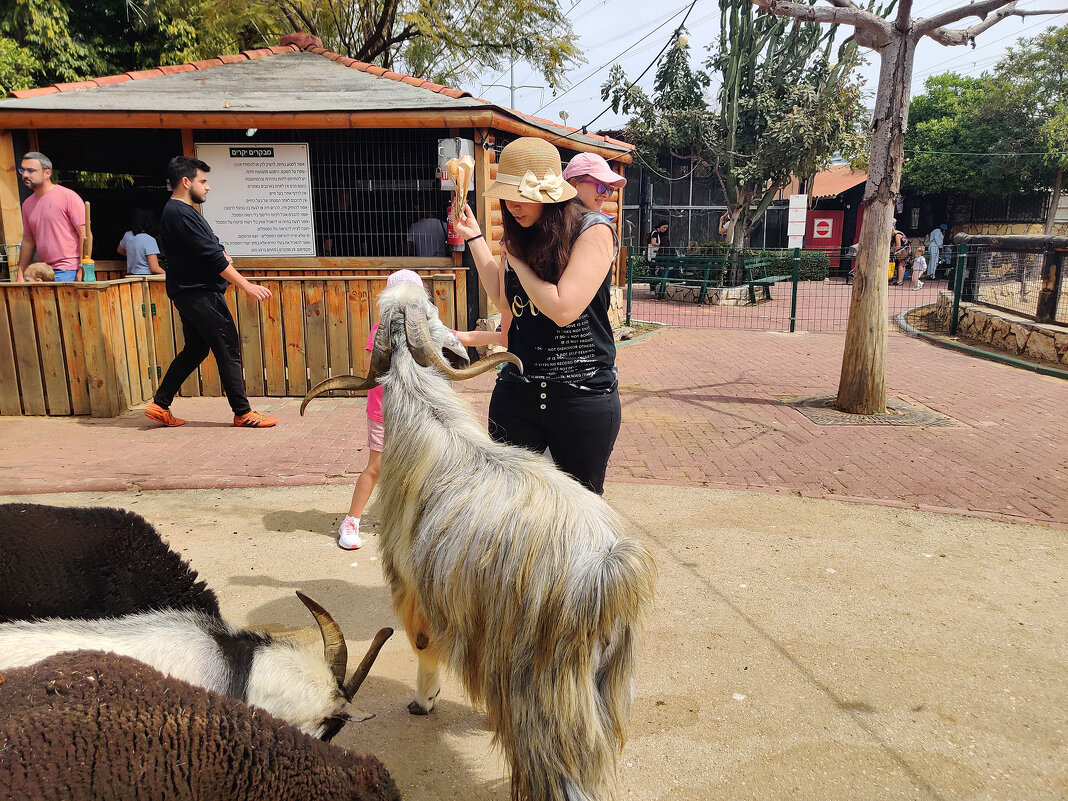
[743,255,791,304]
[649,255,727,303]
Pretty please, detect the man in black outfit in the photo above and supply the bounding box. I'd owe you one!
[145,156,277,428]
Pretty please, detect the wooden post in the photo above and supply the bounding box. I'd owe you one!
[0,131,23,277]
[1035,248,1064,324]
[474,129,493,319]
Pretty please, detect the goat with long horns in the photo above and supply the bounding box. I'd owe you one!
[303,282,655,801]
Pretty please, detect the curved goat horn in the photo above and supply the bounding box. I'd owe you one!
[295,591,347,688]
[342,627,394,700]
[405,302,523,380]
[300,375,376,415]
[300,309,394,415]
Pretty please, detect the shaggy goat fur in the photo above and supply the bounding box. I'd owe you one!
[369,283,656,801]
[0,652,401,801]
[0,503,220,622]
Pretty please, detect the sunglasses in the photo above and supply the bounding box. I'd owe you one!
[578,179,611,195]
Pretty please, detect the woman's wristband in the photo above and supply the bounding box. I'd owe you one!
[464,233,485,244]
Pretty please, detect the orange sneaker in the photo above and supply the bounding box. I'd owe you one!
[234,410,278,428]
[145,402,186,427]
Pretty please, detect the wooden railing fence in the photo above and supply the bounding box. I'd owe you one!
[0,270,464,417]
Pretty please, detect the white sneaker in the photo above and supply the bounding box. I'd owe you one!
[912,281,923,291]
[338,516,363,550]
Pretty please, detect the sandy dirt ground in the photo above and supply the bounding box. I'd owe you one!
[3,484,1065,801]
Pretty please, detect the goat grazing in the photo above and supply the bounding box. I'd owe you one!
[0,503,220,622]
[0,652,401,801]
[0,592,392,742]
[302,282,656,801]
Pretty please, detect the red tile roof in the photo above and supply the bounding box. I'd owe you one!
[7,42,632,151]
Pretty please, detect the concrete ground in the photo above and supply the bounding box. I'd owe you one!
[1,329,1066,799]
[4,484,1064,801]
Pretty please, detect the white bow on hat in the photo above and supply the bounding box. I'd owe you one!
[518,170,566,202]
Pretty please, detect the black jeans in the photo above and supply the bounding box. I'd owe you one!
[489,379,621,494]
[154,290,251,416]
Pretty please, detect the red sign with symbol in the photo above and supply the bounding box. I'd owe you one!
[804,210,844,269]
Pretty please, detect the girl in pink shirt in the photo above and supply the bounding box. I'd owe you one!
[338,270,507,549]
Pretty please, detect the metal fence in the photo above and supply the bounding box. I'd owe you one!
[624,246,955,332]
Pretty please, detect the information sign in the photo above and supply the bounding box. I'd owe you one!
[193,143,315,257]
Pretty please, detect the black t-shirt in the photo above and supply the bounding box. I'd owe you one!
[159,198,230,298]
[499,211,618,393]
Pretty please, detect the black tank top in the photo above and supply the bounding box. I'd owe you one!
[500,211,618,393]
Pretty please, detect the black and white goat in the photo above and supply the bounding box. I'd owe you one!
[302,282,657,801]
[0,503,220,622]
[0,592,392,742]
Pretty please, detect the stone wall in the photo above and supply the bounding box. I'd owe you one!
[934,292,1068,366]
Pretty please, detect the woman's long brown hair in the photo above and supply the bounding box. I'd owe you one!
[500,200,584,283]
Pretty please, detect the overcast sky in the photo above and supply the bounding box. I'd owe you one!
[469,0,1068,133]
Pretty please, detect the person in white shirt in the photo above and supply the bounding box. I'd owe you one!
[925,223,947,279]
[117,209,164,275]
[406,212,448,257]
[911,248,929,290]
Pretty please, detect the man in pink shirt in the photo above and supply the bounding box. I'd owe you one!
[16,152,88,282]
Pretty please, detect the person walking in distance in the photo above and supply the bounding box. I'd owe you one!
[16,152,88,282]
[144,156,277,428]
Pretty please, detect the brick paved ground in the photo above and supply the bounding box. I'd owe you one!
[1,329,1065,527]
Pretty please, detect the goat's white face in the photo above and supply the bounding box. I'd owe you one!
[385,283,470,367]
[247,643,370,740]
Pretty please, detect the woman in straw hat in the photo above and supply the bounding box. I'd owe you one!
[455,137,620,495]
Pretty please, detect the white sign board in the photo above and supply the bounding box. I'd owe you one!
[787,193,808,248]
[193,143,315,257]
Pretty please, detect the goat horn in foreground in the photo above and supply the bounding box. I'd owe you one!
[342,627,394,701]
[296,591,347,688]
[300,309,394,415]
[405,301,523,379]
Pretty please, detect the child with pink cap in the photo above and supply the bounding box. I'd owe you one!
[337,269,505,549]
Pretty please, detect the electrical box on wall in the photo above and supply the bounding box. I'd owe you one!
[437,138,475,189]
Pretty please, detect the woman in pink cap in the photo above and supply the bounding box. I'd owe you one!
[562,152,627,216]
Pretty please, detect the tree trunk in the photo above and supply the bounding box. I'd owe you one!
[1044,165,1062,235]
[835,32,915,414]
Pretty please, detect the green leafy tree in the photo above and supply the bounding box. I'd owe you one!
[0,36,41,95]
[603,0,868,271]
[903,71,1054,197]
[259,0,582,87]
[2,0,578,91]
[987,25,1068,232]
[0,0,268,87]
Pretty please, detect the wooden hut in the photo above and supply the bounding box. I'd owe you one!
[0,43,632,416]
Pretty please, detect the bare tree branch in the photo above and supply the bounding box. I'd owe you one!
[753,0,892,42]
[915,0,1017,36]
[924,4,1068,44]
[895,0,915,31]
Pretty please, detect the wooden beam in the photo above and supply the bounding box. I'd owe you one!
[0,131,23,264]
[0,109,498,131]
[473,128,493,319]
[181,128,195,157]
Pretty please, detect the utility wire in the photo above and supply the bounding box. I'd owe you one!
[533,2,693,113]
[545,0,701,150]
[906,148,1068,155]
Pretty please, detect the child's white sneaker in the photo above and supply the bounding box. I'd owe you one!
[338,516,363,550]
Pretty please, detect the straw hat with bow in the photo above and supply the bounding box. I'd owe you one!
[483,137,578,204]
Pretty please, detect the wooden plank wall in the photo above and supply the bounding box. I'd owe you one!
[0,272,462,416]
